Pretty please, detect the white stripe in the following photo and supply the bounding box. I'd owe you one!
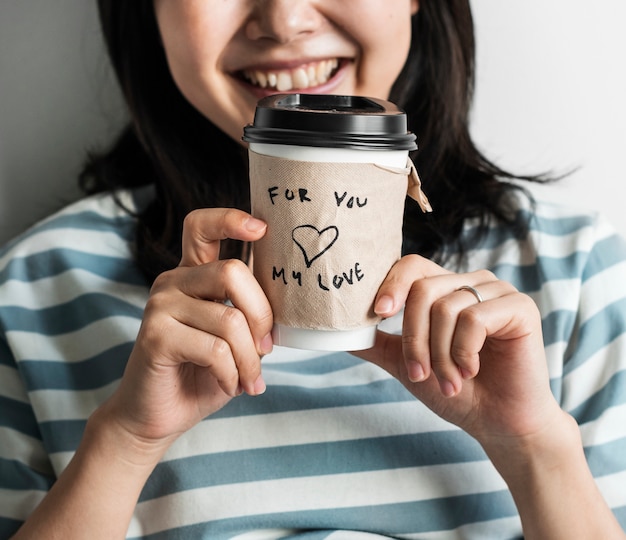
[0,426,51,473]
[596,469,626,508]
[160,401,456,461]
[0,189,138,270]
[467,226,592,272]
[6,315,141,363]
[381,516,522,540]
[579,403,626,447]
[545,341,568,380]
[0,488,47,521]
[580,260,626,321]
[31,379,120,422]
[561,333,626,412]
[528,278,579,318]
[129,462,506,537]
[0,268,147,310]
[264,360,392,389]
[0,226,132,271]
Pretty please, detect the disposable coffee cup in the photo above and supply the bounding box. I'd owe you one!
[243,94,431,351]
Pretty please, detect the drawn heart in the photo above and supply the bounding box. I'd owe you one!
[292,225,339,268]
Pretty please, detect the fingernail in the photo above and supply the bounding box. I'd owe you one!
[460,367,473,380]
[252,374,266,396]
[260,333,273,355]
[407,361,425,382]
[440,379,457,398]
[245,217,266,233]
[375,295,394,315]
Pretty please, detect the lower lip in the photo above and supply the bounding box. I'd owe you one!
[238,61,349,100]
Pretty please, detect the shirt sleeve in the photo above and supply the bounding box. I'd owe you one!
[558,214,626,526]
[0,335,55,538]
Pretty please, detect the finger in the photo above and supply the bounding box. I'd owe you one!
[138,304,243,397]
[355,330,446,402]
[373,254,452,318]
[172,260,274,357]
[152,264,272,394]
[180,208,267,267]
[428,280,502,394]
[400,270,496,392]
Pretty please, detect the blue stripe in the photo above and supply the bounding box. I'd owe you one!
[0,457,54,491]
[38,378,413,454]
[615,506,626,529]
[0,334,17,367]
[528,208,595,236]
[0,395,42,440]
[0,209,135,254]
[568,370,626,423]
[267,352,362,375]
[0,248,146,286]
[212,378,413,420]
[564,298,626,373]
[541,308,576,349]
[282,532,335,540]
[0,517,22,539]
[19,342,131,391]
[140,431,485,501]
[1,293,143,334]
[585,436,626,477]
[582,233,626,282]
[39,419,86,453]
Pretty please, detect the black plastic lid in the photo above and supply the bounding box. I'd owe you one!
[243,94,417,151]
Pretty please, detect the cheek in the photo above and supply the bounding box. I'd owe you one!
[357,19,412,93]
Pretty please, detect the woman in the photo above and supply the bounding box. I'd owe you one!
[1,1,625,538]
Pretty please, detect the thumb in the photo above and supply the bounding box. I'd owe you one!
[351,330,405,380]
[180,208,267,267]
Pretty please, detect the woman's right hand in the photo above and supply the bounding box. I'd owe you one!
[104,208,273,448]
[12,208,274,540]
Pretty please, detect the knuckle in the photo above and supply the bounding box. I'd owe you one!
[207,335,232,360]
[150,268,178,294]
[138,311,173,351]
[473,269,496,283]
[431,297,457,321]
[450,344,477,368]
[457,306,483,327]
[218,305,248,333]
[401,333,423,362]
[182,209,204,231]
[408,278,433,302]
[254,304,274,329]
[218,258,247,281]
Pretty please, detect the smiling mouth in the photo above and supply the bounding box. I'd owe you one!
[240,58,340,91]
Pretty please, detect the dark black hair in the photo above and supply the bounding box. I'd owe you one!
[82,0,548,283]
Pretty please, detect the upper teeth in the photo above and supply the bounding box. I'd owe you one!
[243,59,339,91]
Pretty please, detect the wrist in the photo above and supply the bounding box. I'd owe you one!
[480,410,581,479]
[85,399,173,473]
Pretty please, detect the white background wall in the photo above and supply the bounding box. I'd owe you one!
[1,1,625,246]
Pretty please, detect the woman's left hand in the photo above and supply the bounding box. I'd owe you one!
[354,253,564,446]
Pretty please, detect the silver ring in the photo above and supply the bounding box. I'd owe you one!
[457,285,484,304]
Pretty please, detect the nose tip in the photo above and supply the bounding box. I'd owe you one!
[245,0,321,44]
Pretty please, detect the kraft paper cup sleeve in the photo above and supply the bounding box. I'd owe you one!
[249,152,414,332]
[376,158,432,213]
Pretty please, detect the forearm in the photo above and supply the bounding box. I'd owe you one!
[484,412,625,540]
[12,404,167,540]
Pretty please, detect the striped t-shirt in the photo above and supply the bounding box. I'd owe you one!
[1,188,625,539]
